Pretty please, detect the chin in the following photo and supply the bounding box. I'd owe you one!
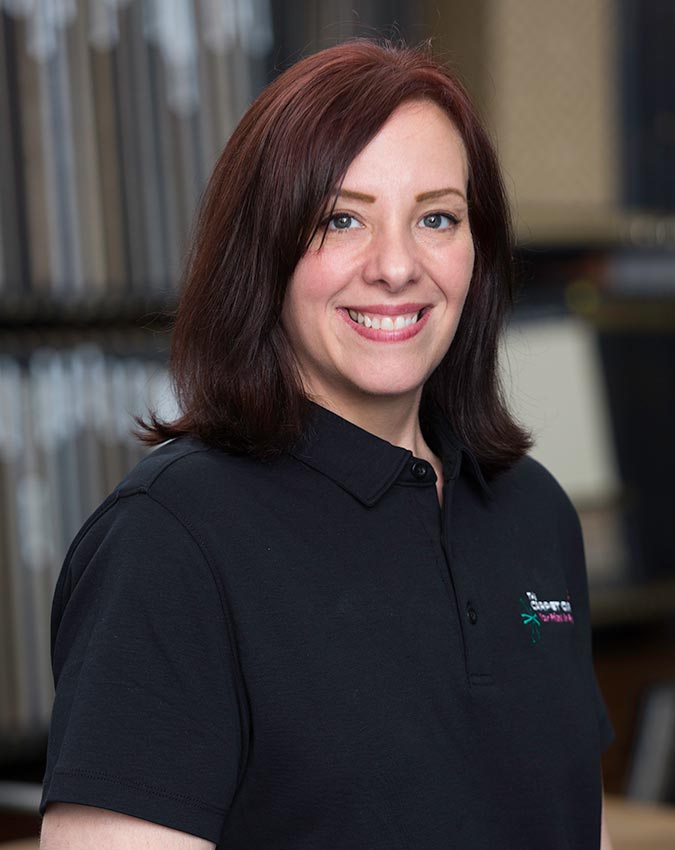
[351,380,425,401]
[353,369,431,396]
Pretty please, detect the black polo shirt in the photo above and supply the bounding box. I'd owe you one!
[40,401,613,849]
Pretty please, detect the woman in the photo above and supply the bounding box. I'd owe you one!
[39,40,614,849]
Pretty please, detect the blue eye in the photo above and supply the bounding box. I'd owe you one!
[328,213,360,230]
[420,213,457,229]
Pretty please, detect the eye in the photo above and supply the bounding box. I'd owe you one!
[419,212,458,230]
[327,213,361,230]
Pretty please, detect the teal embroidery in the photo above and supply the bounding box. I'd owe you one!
[520,596,541,644]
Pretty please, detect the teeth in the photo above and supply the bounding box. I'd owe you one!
[346,309,422,329]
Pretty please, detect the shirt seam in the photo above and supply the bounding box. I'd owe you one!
[59,491,121,577]
[51,768,227,813]
[143,444,212,490]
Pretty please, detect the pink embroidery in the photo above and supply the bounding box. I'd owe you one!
[538,612,574,624]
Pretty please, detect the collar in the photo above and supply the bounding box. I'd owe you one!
[288,401,492,507]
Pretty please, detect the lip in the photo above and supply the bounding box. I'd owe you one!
[340,302,430,316]
[337,305,432,342]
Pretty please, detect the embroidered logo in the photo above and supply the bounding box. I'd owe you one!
[520,596,541,643]
[520,591,574,644]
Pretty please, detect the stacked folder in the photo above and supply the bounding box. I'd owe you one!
[0,341,178,741]
[0,0,273,748]
[0,0,272,298]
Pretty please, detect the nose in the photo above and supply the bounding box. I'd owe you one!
[361,224,421,292]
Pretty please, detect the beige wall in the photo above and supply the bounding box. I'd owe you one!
[425,0,621,242]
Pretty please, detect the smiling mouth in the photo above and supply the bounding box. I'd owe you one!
[345,308,425,330]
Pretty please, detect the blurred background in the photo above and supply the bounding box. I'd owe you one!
[0,0,674,846]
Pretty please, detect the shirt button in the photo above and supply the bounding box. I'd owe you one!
[467,606,478,625]
[411,461,428,479]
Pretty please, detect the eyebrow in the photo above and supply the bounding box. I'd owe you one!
[416,187,467,203]
[337,189,376,202]
[337,187,467,203]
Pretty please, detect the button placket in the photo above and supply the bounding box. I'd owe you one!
[439,482,492,686]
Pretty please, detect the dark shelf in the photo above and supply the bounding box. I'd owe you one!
[591,579,675,629]
[0,293,178,330]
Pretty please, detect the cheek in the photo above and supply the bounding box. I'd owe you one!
[297,241,362,307]
[282,257,338,347]
[440,240,475,300]
[289,253,341,305]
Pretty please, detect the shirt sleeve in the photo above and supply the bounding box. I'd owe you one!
[40,490,246,844]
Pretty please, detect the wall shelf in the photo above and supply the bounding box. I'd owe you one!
[0,294,177,330]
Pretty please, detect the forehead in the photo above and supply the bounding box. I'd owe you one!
[341,99,469,190]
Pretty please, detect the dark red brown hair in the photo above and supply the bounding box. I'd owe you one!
[135,38,532,476]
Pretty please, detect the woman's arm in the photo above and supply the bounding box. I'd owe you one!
[40,803,216,850]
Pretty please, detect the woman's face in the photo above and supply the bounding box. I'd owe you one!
[281,99,475,415]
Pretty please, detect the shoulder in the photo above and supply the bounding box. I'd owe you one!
[488,452,582,536]
[480,455,592,609]
[492,452,573,504]
[114,435,220,496]
[112,435,280,510]
[69,437,296,564]
[53,441,246,641]
[59,438,247,573]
